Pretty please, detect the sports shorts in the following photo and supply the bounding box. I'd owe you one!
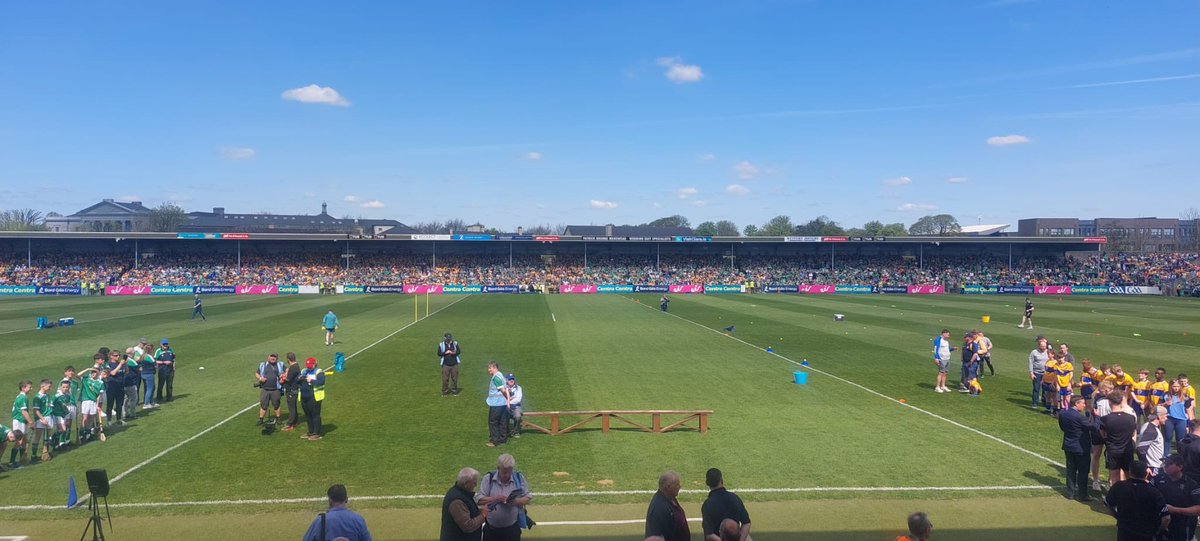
[35,417,53,430]
[260,389,282,410]
[80,401,98,416]
[1059,388,1072,397]
[1106,450,1133,471]
[935,359,949,373]
[12,419,27,433]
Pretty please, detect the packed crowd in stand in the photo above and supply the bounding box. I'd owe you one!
[2,252,1197,290]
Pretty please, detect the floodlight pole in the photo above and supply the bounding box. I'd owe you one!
[656,243,660,267]
[432,241,437,268]
[830,244,835,271]
[27,239,32,267]
[584,242,588,269]
[237,241,241,270]
[1008,243,1013,270]
[344,241,350,272]
[134,240,139,270]
[919,244,924,271]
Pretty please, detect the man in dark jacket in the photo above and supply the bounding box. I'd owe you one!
[1060,395,1094,501]
[439,333,461,396]
[441,467,489,541]
[645,470,690,541]
[281,352,302,431]
[1105,461,1168,541]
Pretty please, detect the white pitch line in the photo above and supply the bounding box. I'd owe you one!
[68,295,471,508]
[0,295,278,336]
[0,485,1057,511]
[551,313,557,322]
[630,296,1066,469]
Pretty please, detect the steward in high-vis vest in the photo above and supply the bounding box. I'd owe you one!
[299,358,326,441]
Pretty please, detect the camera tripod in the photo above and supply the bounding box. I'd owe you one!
[79,495,111,541]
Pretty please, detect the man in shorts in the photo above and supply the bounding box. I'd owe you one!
[323,310,339,346]
[1101,390,1139,485]
[51,381,72,450]
[931,329,955,393]
[255,353,284,427]
[1018,297,1034,329]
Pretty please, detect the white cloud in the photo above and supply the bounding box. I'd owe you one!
[656,56,704,84]
[534,202,546,209]
[946,176,970,184]
[360,200,385,209]
[896,203,938,212]
[281,84,350,106]
[524,151,542,161]
[882,176,913,186]
[692,200,707,207]
[987,134,1030,146]
[220,147,256,160]
[676,187,699,199]
[589,199,618,209]
[652,202,663,208]
[343,195,358,203]
[726,183,750,195]
[698,153,715,161]
[732,161,760,180]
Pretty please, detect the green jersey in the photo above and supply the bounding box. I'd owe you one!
[0,424,9,439]
[81,378,104,402]
[52,391,71,417]
[11,392,28,422]
[34,392,52,418]
[61,377,81,403]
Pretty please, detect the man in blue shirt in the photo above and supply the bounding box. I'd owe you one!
[191,295,206,321]
[323,310,339,346]
[302,484,371,541]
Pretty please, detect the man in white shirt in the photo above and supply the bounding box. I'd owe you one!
[931,329,955,393]
[505,374,524,439]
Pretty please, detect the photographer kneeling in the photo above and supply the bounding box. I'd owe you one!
[254,353,283,426]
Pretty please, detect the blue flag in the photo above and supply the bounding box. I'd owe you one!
[67,476,78,508]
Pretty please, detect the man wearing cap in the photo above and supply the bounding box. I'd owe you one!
[154,339,176,403]
[439,333,462,396]
[505,375,523,439]
[300,357,326,441]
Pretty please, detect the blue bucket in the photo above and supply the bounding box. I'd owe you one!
[793,371,808,385]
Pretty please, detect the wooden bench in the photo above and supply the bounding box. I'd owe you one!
[521,410,712,436]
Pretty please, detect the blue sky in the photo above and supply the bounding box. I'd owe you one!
[1,1,1198,232]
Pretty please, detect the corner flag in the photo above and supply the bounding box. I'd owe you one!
[67,476,79,508]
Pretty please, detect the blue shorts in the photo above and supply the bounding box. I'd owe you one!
[1058,388,1072,397]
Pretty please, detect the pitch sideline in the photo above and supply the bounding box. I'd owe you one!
[67,295,473,508]
[0,484,1057,512]
[628,295,1067,469]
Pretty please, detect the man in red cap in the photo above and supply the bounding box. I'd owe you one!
[299,357,326,441]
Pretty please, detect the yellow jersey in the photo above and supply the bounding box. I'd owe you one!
[1043,360,1059,384]
[1108,373,1135,390]
[1055,361,1074,389]
[1150,381,1171,407]
[1132,380,1151,405]
[1080,367,1102,389]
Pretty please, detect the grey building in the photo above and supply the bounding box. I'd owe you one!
[1019,217,1194,252]
[182,203,413,235]
[44,199,151,232]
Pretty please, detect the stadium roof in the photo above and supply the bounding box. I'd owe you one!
[182,205,413,235]
[563,225,694,237]
[958,224,1010,236]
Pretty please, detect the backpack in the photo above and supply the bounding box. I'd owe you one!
[484,470,535,529]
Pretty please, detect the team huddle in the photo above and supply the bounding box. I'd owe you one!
[4,338,177,469]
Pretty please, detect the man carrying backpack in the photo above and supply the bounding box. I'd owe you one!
[476,453,533,540]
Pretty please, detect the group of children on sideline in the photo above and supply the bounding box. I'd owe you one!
[3,338,177,470]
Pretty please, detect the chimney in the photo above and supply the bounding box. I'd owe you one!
[130,201,142,206]
[605,224,613,236]
[103,198,114,203]
[213,207,225,215]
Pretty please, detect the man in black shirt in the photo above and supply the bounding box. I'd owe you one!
[645,471,690,541]
[1156,455,1200,541]
[1102,391,1139,485]
[1178,423,1200,486]
[700,468,751,541]
[281,352,303,431]
[1105,461,1168,541]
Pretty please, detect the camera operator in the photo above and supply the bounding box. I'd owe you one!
[254,353,284,427]
[282,352,302,431]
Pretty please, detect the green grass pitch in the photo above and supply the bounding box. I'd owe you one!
[1,292,1197,539]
